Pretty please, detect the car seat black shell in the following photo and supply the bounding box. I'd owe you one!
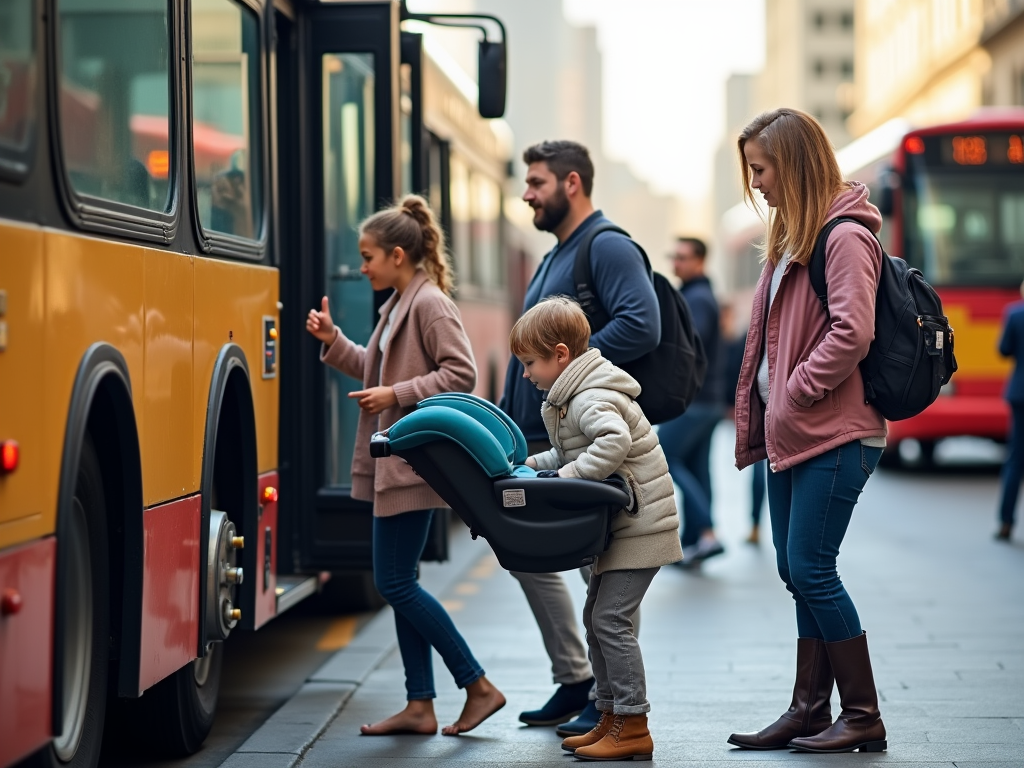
[370,393,630,573]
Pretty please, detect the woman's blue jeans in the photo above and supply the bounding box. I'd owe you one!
[766,441,882,642]
[373,510,484,700]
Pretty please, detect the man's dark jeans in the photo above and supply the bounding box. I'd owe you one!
[659,403,721,547]
[373,509,484,699]
[998,402,1024,527]
[766,440,882,642]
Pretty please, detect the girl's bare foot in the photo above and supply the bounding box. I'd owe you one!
[441,676,506,736]
[360,699,438,735]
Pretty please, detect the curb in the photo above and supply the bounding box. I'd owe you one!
[218,525,489,768]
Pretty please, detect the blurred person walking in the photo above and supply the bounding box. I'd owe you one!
[499,140,661,735]
[728,109,889,754]
[995,283,1024,542]
[659,237,726,566]
[307,196,505,737]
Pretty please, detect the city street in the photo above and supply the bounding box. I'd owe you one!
[210,427,1024,768]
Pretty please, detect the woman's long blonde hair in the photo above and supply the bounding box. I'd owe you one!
[737,108,849,266]
[360,195,454,295]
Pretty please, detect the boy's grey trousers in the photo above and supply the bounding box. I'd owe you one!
[583,566,659,714]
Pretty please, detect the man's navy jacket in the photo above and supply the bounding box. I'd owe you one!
[999,299,1024,404]
[498,211,661,443]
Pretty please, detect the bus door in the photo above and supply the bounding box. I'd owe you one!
[285,1,399,576]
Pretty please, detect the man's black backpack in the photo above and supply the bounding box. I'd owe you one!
[573,223,707,424]
[808,216,957,421]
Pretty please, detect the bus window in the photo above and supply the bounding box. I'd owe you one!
[449,151,472,287]
[904,175,1024,287]
[471,172,502,289]
[321,51,375,487]
[57,0,171,211]
[0,0,34,175]
[399,62,413,197]
[191,0,263,240]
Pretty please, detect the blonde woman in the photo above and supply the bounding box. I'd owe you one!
[306,196,505,736]
[728,109,888,754]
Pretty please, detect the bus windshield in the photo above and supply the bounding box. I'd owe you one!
[903,134,1024,288]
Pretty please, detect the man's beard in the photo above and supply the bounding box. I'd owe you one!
[531,188,570,233]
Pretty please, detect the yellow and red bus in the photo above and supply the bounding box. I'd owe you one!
[838,110,1024,464]
[720,110,1024,466]
[0,2,515,766]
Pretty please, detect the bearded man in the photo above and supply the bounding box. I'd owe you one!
[497,140,662,735]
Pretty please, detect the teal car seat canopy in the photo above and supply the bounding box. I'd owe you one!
[370,393,629,573]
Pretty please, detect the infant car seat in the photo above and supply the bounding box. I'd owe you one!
[369,393,630,573]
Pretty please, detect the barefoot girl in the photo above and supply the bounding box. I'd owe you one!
[306,195,505,736]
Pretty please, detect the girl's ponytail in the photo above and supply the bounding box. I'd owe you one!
[399,195,452,296]
[359,194,454,296]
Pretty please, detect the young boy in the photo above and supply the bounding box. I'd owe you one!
[510,296,682,762]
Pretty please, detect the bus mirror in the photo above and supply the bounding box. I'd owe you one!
[478,39,506,118]
[877,170,900,217]
[877,185,894,217]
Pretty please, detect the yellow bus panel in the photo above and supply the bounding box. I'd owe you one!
[143,251,196,503]
[193,257,279,481]
[0,221,45,543]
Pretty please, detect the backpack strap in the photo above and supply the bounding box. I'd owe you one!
[807,216,872,320]
[573,222,653,332]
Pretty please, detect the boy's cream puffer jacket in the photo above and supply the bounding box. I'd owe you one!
[530,348,683,574]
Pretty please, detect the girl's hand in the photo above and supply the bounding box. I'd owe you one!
[306,296,336,345]
[525,457,537,468]
[349,386,398,415]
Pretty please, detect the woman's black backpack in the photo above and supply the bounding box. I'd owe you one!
[573,223,707,424]
[808,216,957,421]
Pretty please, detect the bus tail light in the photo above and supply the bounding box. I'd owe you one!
[1,440,18,473]
[905,136,925,154]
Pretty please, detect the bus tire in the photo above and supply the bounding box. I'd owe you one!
[29,437,110,768]
[148,641,223,756]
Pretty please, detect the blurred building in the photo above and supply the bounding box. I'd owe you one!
[981,1,1024,107]
[710,74,758,297]
[848,0,1024,137]
[756,0,856,147]
[410,0,681,279]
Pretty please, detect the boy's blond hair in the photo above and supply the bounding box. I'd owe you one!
[509,296,591,359]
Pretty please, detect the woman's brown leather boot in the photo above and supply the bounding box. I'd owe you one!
[788,632,887,753]
[561,712,612,753]
[573,714,653,761]
[727,637,834,749]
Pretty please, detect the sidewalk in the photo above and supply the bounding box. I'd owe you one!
[223,427,1024,767]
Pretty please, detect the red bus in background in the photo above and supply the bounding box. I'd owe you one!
[722,109,1024,465]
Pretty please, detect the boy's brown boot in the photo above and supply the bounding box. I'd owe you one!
[561,712,612,753]
[573,714,653,761]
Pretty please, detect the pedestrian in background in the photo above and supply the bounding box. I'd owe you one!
[721,304,766,545]
[729,108,889,754]
[306,196,505,737]
[659,237,726,566]
[499,140,662,736]
[995,283,1024,542]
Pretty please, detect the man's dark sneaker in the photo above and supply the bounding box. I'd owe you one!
[518,678,594,726]
[678,537,725,568]
[556,699,601,737]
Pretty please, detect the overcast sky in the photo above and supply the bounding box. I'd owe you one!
[562,0,765,200]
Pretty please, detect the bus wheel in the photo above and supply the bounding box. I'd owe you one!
[30,438,110,768]
[147,641,223,756]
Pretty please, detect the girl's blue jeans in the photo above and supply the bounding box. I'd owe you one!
[373,509,484,700]
[766,440,882,642]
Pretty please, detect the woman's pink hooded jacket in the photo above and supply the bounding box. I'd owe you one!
[734,182,887,473]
